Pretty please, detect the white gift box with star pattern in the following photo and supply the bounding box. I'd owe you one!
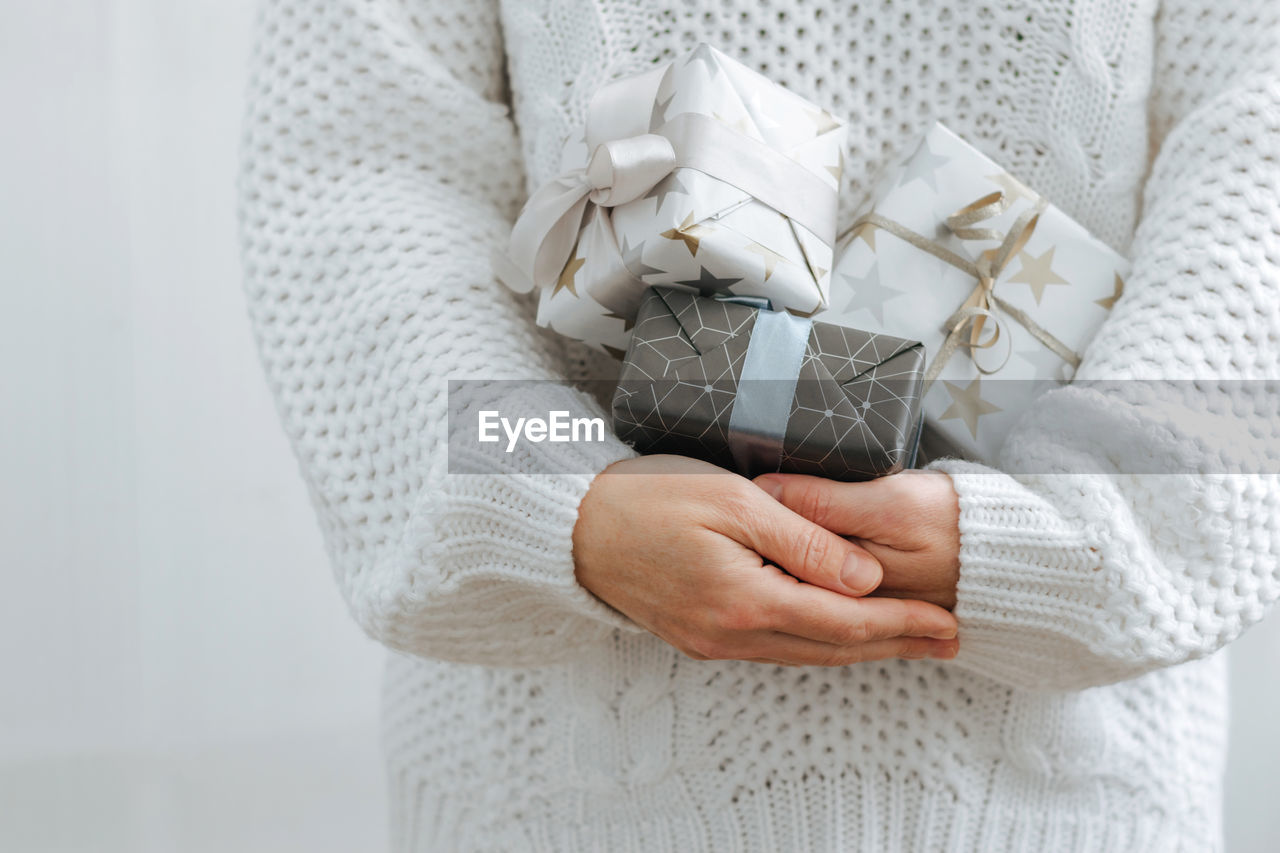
[828,123,1131,463]
[538,44,846,354]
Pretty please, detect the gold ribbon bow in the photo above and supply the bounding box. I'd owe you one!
[847,190,1081,388]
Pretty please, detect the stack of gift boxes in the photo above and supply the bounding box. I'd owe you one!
[496,43,1130,480]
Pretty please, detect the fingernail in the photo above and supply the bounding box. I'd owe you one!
[840,553,878,593]
[928,625,958,641]
[931,640,960,659]
[756,475,783,500]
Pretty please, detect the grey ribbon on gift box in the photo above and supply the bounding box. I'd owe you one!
[715,294,814,478]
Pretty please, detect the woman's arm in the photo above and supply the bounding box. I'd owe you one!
[239,0,959,668]
[239,0,645,665]
[935,0,1280,690]
[762,0,1280,690]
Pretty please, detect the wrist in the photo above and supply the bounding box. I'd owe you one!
[572,456,632,591]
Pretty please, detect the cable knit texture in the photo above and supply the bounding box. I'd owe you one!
[239,1,1280,851]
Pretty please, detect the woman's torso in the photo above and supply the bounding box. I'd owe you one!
[384,2,1228,851]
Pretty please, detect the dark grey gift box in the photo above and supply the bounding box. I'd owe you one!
[611,288,927,480]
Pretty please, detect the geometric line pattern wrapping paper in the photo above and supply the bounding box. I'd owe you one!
[613,288,925,480]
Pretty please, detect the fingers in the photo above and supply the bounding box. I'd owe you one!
[667,573,957,659]
[721,486,884,596]
[852,535,959,610]
[765,579,958,643]
[743,634,959,666]
[660,557,959,666]
[747,471,890,532]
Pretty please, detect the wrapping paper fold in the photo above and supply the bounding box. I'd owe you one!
[828,123,1131,463]
[496,43,847,353]
[613,288,926,480]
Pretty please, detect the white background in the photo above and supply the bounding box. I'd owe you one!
[0,2,1276,851]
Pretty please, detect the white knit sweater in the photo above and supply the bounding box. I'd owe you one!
[239,1,1280,850]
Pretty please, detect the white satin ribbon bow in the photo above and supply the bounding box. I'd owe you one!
[495,133,677,295]
[492,55,837,300]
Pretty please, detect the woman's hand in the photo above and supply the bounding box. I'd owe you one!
[572,455,959,665]
[755,470,962,611]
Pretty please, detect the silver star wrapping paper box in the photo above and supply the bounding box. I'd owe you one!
[828,123,1131,463]
[495,43,846,353]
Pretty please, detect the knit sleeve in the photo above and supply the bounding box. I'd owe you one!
[238,0,641,667]
[928,0,1280,691]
